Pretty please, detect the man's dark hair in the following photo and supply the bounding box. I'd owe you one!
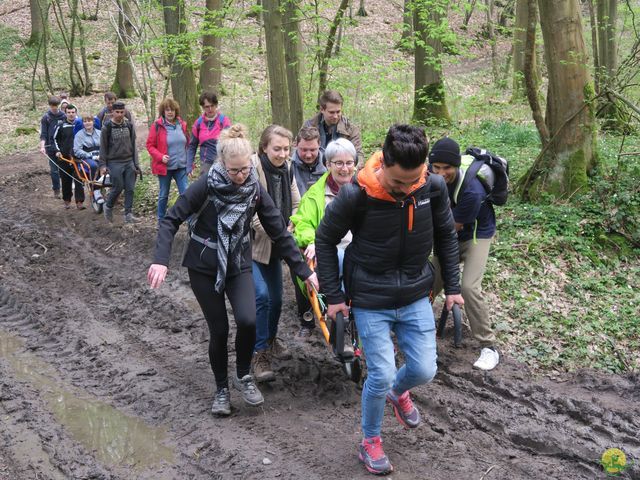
[48,95,61,106]
[382,124,429,170]
[104,92,117,101]
[319,90,343,108]
[296,126,320,144]
[199,91,219,107]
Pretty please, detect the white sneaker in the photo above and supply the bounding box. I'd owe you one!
[93,190,104,204]
[473,347,499,371]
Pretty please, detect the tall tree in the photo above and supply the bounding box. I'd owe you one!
[112,0,136,98]
[512,0,536,100]
[200,0,223,94]
[27,0,46,47]
[520,0,597,199]
[400,0,414,49]
[162,0,200,125]
[413,0,450,125]
[317,0,350,98]
[283,0,303,133]
[263,0,290,127]
[595,0,621,127]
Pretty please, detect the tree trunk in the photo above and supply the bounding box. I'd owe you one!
[162,0,200,125]
[400,0,414,50]
[596,0,621,128]
[587,0,599,94]
[520,0,597,200]
[413,0,450,125]
[283,0,303,133]
[200,0,222,94]
[486,0,499,85]
[112,0,136,98]
[511,0,531,100]
[263,0,290,127]
[357,0,367,16]
[317,0,350,98]
[27,0,46,47]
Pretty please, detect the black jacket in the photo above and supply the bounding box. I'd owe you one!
[315,166,460,309]
[153,175,311,281]
[53,120,76,158]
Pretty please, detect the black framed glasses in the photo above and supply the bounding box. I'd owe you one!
[226,166,252,176]
[330,160,356,168]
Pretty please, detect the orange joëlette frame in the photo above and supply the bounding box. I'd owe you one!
[58,154,95,185]
[306,259,331,344]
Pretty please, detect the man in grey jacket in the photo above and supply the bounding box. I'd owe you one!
[99,101,141,224]
[291,126,326,197]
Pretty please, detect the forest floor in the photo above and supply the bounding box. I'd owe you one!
[1,148,639,479]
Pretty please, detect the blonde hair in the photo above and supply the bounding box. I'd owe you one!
[218,123,252,161]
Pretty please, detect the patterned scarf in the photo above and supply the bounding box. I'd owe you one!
[207,162,258,293]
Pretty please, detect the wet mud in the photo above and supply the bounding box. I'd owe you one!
[0,152,638,479]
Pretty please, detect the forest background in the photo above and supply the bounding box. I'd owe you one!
[0,0,638,373]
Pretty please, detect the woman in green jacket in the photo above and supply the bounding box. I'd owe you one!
[291,137,357,338]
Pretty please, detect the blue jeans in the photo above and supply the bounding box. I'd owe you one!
[253,258,283,351]
[157,168,188,220]
[46,152,60,191]
[353,296,437,438]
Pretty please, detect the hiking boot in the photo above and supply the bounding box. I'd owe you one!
[296,325,314,341]
[269,337,291,360]
[252,350,275,382]
[53,189,61,199]
[211,387,231,416]
[387,389,421,428]
[358,437,393,475]
[124,213,141,224]
[103,204,113,222]
[76,201,86,210]
[232,374,264,407]
[473,347,500,371]
[63,201,71,210]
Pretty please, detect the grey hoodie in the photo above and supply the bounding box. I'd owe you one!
[291,150,326,196]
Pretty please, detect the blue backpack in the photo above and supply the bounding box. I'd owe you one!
[452,147,509,206]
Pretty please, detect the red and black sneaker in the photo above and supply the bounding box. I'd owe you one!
[358,436,393,475]
[387,389,421,428]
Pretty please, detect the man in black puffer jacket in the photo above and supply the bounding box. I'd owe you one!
[315,124,463,476]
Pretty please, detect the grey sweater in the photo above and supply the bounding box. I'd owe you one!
[99,119,138,168]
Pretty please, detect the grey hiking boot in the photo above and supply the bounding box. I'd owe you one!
[252,350,275,383]
[269,337,291,360]
[211,387,231,416]
[103,204,113,222]
[124,212,141,224]
[232,375,264,406]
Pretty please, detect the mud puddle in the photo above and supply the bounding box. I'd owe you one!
[0,328,175,469]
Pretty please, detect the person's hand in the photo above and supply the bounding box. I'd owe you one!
[147,264,168,289]
[304,244,316,261]
[327,302,349,321]
[55,152,61,158]
[445,293,464,311]
[162,155,169,164]
[100,167,107,176]
[305,272,319,293]
[39,144,46,155]
[287,222,295,233]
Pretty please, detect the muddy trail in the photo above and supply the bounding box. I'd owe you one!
[0,151,638,480]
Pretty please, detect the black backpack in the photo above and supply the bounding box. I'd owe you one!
[453,147,509,206]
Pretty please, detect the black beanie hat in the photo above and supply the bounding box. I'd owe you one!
[112,101,126,110]
[428,137,461,167]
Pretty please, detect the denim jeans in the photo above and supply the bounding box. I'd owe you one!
[157,168,188,220]
[352,296,437,438]
[46,152,60,191]
[253,258,283,351]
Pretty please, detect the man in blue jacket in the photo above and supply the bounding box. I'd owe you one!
[429,137,499,371]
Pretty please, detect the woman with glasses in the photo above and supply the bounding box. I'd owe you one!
[250,124,301,383]
[147,124,318,416]
[146,98,189,223]
[290,138,357,338]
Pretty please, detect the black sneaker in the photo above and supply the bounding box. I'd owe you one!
[232,374,264,406]
[103,204,113,222]
[211,387,231,416]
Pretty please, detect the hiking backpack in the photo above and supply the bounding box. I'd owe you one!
[452,147,509,206]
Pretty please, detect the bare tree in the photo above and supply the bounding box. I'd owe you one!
[27,0,46,47]
[112,0,136,98]
[162,0,200,125]
[263,0,290,127]
[200,0,223,93]
[283,0,304,133]
[413,0,450,125]
[520,0,597,199]
[317,0,350,98]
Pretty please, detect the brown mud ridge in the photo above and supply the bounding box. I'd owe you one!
[0,152,638,480]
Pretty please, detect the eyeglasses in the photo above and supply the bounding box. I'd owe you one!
[226,166,252,176]
[330,160,355,168]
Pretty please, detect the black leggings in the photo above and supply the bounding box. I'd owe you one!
[188,269,256,389]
